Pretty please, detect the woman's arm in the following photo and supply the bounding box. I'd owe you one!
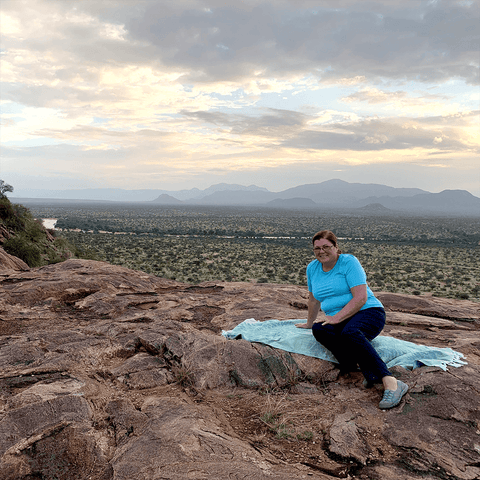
[321,284,368,326]
[295,292,321,328]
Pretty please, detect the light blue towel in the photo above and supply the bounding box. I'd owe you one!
[222,319,467,371]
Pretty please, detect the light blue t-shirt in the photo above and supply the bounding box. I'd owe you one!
[307,254,383,317]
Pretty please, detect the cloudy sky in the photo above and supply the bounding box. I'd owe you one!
[1,0,479,196]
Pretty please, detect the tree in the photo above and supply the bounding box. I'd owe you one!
[0,180,13,199]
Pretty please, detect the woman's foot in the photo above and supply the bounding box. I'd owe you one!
[379,380,409,409]
[382,375,398,391]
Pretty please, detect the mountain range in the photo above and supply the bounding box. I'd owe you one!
[12,179,480,216]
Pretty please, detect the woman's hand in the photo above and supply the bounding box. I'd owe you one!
[321,315,340,326]
[295,322,311,329]
[296,292,321,330]
[322,285,368,325]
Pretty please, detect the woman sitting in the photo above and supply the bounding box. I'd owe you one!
[296,230,408,409]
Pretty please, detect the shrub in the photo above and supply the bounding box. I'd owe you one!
[1,196,78,267]
[3,233,42,267]
[0,198,25,230]
[25,218,45,242]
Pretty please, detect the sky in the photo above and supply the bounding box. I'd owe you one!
[1,0,479,196]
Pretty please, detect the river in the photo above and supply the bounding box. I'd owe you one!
[42,218,57,229]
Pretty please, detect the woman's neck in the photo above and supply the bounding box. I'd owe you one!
[321,255,339,272]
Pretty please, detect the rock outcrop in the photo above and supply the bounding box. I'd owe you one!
[0,246,29,273]
[1,257,479,479]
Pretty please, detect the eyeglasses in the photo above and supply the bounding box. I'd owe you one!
[313,245,335,252]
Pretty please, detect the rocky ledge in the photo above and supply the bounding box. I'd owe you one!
[1,254,479,480]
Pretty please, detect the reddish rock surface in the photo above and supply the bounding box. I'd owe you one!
[0,246,29,273]
[1,256,479,479]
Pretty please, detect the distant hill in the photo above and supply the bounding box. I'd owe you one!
[190,190,275,205]
[278,179,427,204]
[12,188,164,202]
[196,183,269,197]
[12,183,268,203]
[11,180,480,216]
[358,190,480,215]
[186,182,479,215]
[355,203,393,214]
[181,179,430,208]
[151,194,184,205]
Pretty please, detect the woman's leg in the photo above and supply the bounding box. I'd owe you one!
[337,308,391,383]
[314,308,408,408]
[312,322,360,373]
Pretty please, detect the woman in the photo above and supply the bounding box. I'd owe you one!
[296,230,408,409]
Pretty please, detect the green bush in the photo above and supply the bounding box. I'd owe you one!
[1,195,79,267]
[0,198,25,230]
[27,219,45,242]
[3,233,42,267]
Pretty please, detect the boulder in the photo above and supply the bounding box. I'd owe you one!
[0,246,29,273]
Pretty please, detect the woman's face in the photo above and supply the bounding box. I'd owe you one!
[313,238,339,265]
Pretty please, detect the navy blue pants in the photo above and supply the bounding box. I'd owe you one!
[312,307,391,384]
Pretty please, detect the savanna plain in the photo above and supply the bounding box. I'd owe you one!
[29,203,480,302]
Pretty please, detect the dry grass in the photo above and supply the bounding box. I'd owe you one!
[258,392,324,441]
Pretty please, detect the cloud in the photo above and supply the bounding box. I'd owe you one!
[181,108,309,137]
[124,0,480,84]
[281,114,478,152]
[1,0,479,196]
[179,107,479,153]
[5,0,476,89]
[340,86,465,117]
[2,0,478,117]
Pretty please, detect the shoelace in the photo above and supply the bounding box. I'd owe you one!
[381,390,395,401]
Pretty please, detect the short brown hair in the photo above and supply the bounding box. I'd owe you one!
[312,230,342,254]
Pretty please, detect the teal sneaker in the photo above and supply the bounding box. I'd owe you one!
[379,380,408,409]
